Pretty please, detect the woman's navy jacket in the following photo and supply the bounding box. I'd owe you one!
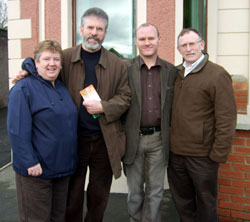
[7,58,78,179]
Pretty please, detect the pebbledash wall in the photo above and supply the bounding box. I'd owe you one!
[7,0,250,221]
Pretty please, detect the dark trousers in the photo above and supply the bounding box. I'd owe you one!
[65,135,113,222]
[16,173,70,222]
[167,152,219,222]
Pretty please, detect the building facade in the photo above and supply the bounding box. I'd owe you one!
[7,0,250,221]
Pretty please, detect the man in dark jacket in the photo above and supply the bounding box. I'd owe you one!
[123,23,178,222]
[61,8,131,222]
[17,7,131,222]
[168,28,237,222]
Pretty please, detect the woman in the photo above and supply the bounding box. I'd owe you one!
[7,40,78,222]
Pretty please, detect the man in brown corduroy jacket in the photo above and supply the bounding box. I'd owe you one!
[168,28,237,222]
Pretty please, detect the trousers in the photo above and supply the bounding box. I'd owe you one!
[65,135,113,222]
[16,173,69,222]
[167,152,219,222]
[124,131,165,222]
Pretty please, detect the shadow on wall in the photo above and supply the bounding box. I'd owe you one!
[0,28,8,109]
[0,29,11,168]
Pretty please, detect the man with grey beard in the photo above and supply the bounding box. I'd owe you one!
[13,7,130,222]
[59,7,131,222]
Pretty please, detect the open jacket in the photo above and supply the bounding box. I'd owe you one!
[60,45,131,179]
[122,56,178,165]
[170,54,237,163]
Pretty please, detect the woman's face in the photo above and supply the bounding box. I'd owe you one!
[35,50,61,83]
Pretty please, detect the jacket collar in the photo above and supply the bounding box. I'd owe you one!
[190,53,208,73]
[138,56,161,69]
[178,53,209,78]
[22,57,59,87]
[71,44,108,69]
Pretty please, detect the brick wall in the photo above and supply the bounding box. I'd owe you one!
[218,130,250,221]
[232,76,248,115]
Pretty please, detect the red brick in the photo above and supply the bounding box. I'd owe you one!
[232,138,246,146]
[218,216,242,222]
[237,111,247,114]
[219,201,243,211]
[219,170,245,179]
[234,147,250,155]
[218,178,232,186]
[233,180,250,188]
[235,96,248,103]
[234,90,248,97]
[231,210,250,220]
[234,163,250,172]
[220,163,233,170]
[236,103,247,113]
[218,193,231,201]
[232,196,250,204]
[235,131,250,138]
[247,156,250,164]
[245,204,250,212]
[247,188,250,196]
[218,208,231,217]
[227,154,245,163]
[220,185,244,195]
[247,173,250,180]
[247,139,250,147]
[232,81,248,91]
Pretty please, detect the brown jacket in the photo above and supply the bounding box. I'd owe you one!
[170,54,237,163]
[60,44,131,179]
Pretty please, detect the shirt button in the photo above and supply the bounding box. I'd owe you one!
[148,84,152,88]
[148,72,151,75]
[149,110,152,113]
[149,97,152,100]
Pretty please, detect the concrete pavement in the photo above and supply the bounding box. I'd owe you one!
[0,165,179,222]
[0,107,179,221]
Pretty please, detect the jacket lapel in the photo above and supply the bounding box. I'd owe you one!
[160,59,168,112]
[130,58,142,108]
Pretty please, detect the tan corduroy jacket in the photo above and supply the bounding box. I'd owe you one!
[60,44,131,179]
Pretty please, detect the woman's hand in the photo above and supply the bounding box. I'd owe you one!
[27,163,43,176]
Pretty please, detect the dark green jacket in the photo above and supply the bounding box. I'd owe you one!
[123,56,178,165]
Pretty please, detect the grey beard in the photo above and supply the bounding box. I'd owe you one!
[83,38,101,51]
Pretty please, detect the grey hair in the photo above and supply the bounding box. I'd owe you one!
[177,28,203,46]
[81,7,109,30]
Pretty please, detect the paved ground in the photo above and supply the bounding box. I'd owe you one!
[0,108,11,169]
[0,107,179,221]
[0,165,179,222]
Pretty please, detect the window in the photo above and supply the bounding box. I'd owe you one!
[184,0,207,42]
[75,0,134,58]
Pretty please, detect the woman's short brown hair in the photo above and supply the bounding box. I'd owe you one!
[34,40,63,61]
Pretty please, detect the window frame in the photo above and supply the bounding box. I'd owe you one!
[72,0,135,58]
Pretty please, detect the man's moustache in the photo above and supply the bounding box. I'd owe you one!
[87,36,100,41]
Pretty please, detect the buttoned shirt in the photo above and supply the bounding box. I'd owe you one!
[139,56,161,128]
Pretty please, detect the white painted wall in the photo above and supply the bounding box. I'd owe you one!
[208,0,250,127]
